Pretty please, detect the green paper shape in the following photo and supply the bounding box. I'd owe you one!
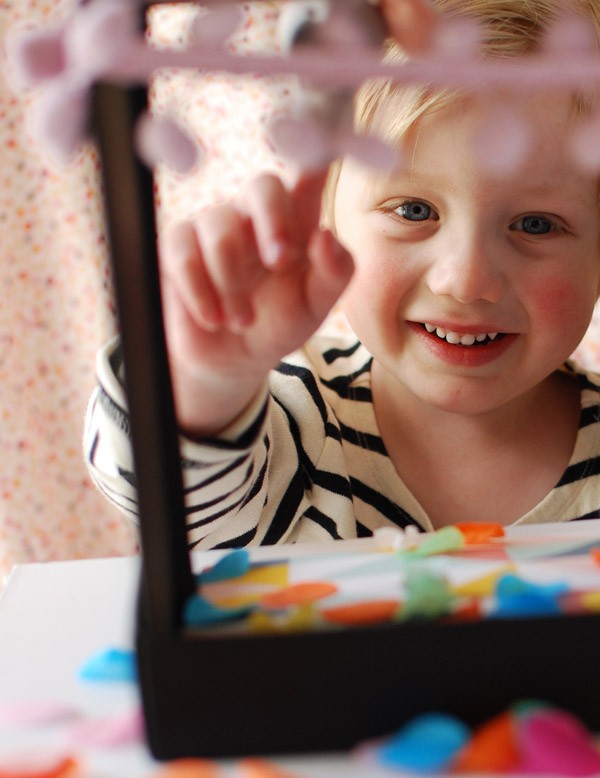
[411,526,465,557]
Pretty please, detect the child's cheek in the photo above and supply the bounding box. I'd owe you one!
[530,275,593,333]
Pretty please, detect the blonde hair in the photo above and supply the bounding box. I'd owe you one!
[322,0,600,226]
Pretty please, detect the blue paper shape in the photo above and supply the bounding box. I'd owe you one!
[197,549,251,584]
[496,574,568,598]
[79,647,136,683]
[492,574,566,618]
[375,712,470,772]
[183,594,252,627]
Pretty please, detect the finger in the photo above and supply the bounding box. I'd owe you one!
[235,174,301,270]
[160,221,224,331]
[290,167,330,240]
[304,229,355,327]
[195,204,264,331]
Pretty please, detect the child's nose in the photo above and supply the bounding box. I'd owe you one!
[426,231,505,304]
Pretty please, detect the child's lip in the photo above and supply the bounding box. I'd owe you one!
[408,321,518,366]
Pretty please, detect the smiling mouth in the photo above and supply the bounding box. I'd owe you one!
[420,322,507,346]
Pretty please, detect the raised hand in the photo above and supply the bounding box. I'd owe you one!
[159,171,354,438]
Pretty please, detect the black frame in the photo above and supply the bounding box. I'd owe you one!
[90,6,600,761]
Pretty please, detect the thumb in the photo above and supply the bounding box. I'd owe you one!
[304,228,355,327]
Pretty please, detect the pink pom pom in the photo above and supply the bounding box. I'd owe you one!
[6,26,67,88]
[569,111,600,173]
[191,5,243,50]
[542,14,597,59]
[430,16,482,62]
[473,103,532,176]
[31,80,89,162]
[135,114,202,175]
[340,132,398,171]
[269,116,334,170]
[65,0,138,78]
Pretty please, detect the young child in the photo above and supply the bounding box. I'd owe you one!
[85,0,600,550]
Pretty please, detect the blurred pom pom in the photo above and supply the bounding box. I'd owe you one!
[430,16,482,61]
[135,114,202,174]
[270,115,397,172]
[473,104,532,177]
[65,0,138,78]
[542,14,597,59]
[269,116,333,169]
[340,132,398,170]
[31,79,90,162]
[6,25,66,88]
[190,5,243,50]
[568,112,600,173]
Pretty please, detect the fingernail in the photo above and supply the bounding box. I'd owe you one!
[229,310,254,332]
[264,240,287,268]
[265,240,302,268]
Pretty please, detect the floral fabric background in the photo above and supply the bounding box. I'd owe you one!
[0,1,599,586]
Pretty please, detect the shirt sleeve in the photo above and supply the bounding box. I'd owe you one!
[83,338,347,550]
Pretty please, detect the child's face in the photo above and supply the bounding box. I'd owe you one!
[335,93,600,417]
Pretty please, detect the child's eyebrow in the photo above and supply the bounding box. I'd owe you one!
[366,168,596,211]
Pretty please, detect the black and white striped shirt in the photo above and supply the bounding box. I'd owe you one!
[85,334,600,550]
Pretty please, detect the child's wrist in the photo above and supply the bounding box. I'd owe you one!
[171,364,268,440]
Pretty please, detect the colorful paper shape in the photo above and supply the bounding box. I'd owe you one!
[519,707,600,776]
[375,712,470,772]
[78,647,136,683]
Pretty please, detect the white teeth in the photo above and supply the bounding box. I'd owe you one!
[422,323,501,346]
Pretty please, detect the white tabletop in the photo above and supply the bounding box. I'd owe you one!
[0,554,373,777]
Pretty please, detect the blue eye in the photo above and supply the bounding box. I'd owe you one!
[396,201,436,222]
[512,215,555,235]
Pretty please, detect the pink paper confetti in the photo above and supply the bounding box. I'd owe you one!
[0,701,80,728]
[519,708,600,776]
[65,707,144,748]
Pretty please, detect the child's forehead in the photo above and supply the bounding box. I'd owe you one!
[367,90,592,190]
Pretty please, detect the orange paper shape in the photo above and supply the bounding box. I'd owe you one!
[259,582,338,609]
[453,522,505,544]
[321,599,399,626]
[591,548,600,565]
[0,756,79,778]
[452,711,520,773]
[152,759,220,777]
[237,758,306,778]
